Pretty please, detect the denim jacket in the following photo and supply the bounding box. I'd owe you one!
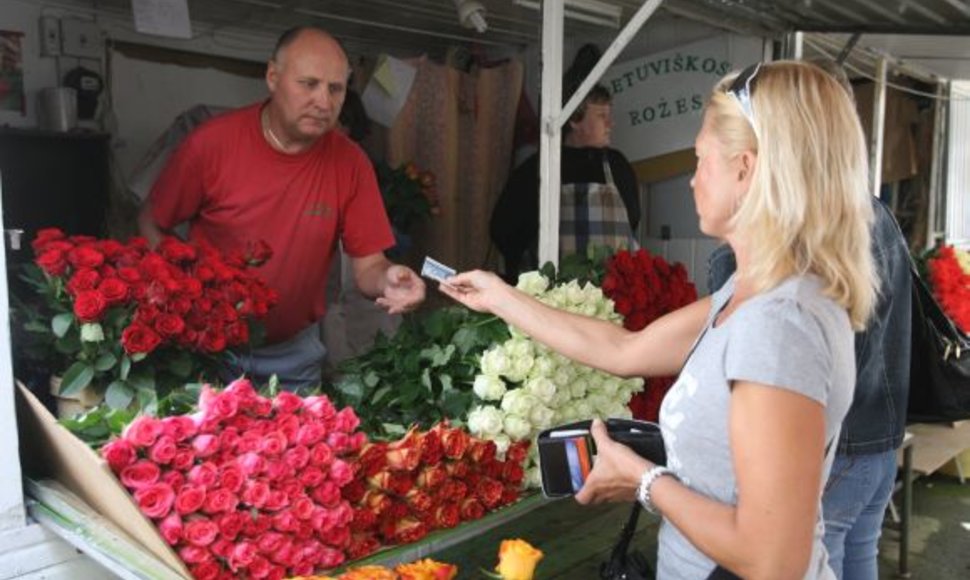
[706,198,912,456]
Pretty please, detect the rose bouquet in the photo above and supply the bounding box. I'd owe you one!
[340,423,530,560]
[101,379,366,579]
[924,245,970,333]
[377,161,440,235]
[467,272,643,485]
[601,249,697,421]
[20,228,278,418]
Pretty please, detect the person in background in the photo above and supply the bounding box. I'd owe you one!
[138,26,425,390]
[490,83,640,280]
[442,61,877,578]
[706,59,912,580]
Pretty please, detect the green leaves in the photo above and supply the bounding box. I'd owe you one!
[52,312,73,338]
[333,306,510,438]
[58,361,95,396]
[105,380,134,409]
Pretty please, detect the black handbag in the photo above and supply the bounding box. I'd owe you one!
[600,502,653,580]
[907,264,970,422]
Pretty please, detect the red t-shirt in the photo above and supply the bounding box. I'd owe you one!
[149,102,394,343]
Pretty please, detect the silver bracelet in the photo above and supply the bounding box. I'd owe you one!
[636,465,677,514]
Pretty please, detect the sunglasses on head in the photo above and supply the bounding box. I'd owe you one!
[726,62,762,127]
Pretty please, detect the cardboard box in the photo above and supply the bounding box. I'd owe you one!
[16,383,191,578]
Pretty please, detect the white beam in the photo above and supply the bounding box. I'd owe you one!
[870,57,888,198]
[0,171,26,532]
[559,0,664,125]
[537,0,565,266]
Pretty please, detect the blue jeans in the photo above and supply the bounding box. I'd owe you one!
[822,450,898,580]
[223,324,326,393]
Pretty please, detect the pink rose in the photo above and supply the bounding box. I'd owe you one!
[191,434,220,458]
[252,397,273,417]
[224,377,257,401]
[178,544,212,564]
[283,445,310,471]
[160,469,185,492]
[304,395,336,419]
[148,435,177,465]
[124,415,162,448]
[263,490,289,512]
[273,391,303,415]
[309,442,334,468]
[329,459,353,487]
[326,432,352,455]
[215,512,245,541]
[319,525,350,549]
[184,517,219,547]
[158,512,183,545]
[189,561,221,580]
[331,407,360,433]
[258,431,287,456]
[294,423,325,447]
[291,563,315,577]
[120,460,161,490]
[101,438,136,472]
[265,460,292,482]
[210,537,233,559]
[241,480,270,508]
[297,466,325,488]
[243,512,273,537]
[171,449,195,471]
[202,488,238,514]
[276,415,301,441]
[188,462,219,487]
[134,482,175,519]
[348,431,368,453]
[230,541,258,571]
[235,432,260,454]
[318,546,345,568]
[248,555,271,579]
[291,496,314,520]
[160,415,198,442]
[332,501,353,528]
[219,464,245,493]
[174,485,206,515]
[237,452,265,477]
[271,510,298,533]
[310,481,340,508]
[218,428,241,452]
[199,387,239,423]
[256,531,286,555]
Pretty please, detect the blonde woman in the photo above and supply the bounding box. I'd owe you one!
[442,61,876,579]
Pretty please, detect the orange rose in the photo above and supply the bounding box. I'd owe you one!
[395,558,457,580]
[340,566,397,580]
[495,539,543,580]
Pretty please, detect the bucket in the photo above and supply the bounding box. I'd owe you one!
[38,87,78,132]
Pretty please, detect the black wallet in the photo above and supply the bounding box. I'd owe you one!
[536,418,666,498]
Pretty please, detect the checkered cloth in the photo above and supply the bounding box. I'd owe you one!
[560,160,638,257]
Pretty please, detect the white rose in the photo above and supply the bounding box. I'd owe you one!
[505,355,535,383]
[530,404,555,429]
[553,366,575,387]
[524,377,557,405]
[473,374,507,401]
[570,377,589,399]
[491,434,512,455]
[573,399,594,420]
[479,347,510,377]
[505,337,534,359]
[467,405,505,437]
[579,302,598,317]
[503,414,532,440]
[80,322,104,343]
[599,377,621,397]
[501,389,539,417]
[516,271,549,296]
[531,355,557,377]
[525,466,543,489]
[565,281,586,306]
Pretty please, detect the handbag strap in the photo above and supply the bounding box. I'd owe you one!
[608,501,642,561]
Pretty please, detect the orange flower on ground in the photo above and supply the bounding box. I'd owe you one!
[495,538,544,580]
[395,558,459,580]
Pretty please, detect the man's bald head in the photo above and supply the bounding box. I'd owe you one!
[271,26,349,73]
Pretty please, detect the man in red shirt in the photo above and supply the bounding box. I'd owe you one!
[138,26,425,389]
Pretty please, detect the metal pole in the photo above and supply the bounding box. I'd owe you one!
[559,0,664,125]
[537,0,565,266]
[870,58,888,199]
[927,81,947,249]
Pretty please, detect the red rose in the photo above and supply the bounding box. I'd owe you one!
[503,461,525,485]
[340,478,366,504]
[121,322,161,354]
[245,239,273,266]
[347,533,380,560]
[67,245,105,269]
[469,439,498,463]
[386,437,421,472]
[349,507,377,532]
[120,460,161,490]
[184,517,219,547]
[459,497,485,521]
[431,502,460,529]
[98,278,129,305]
[438,478,468,503]
[416,464,448,490]
[134,482,175,519]
[501,484,521,506]
[436,426,470,460]
[158,512,183,545]
[202,488,238,514]
[199,329,227,353]
[67,268,101,295]
[404,488,434,515]
[101,438,136,472]
[158,237,197,263]
[506,440,530,464]
[445,461,469,479]
[382,517,427,544]
[31,227,66,253]
[475,477,504,509]
[36,249,68,276]
[148,435,177,465]
[154,313,185,339]
[73,289,107,322]
[174,485,207,515]
[363,490,392,515]
[419,431,443,465]
[189,561,221,580]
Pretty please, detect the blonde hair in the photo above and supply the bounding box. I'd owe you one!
[707,60,876,330]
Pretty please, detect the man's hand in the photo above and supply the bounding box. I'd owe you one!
[375,264,426,314]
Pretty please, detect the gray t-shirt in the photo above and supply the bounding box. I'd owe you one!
[657,274,855,579]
